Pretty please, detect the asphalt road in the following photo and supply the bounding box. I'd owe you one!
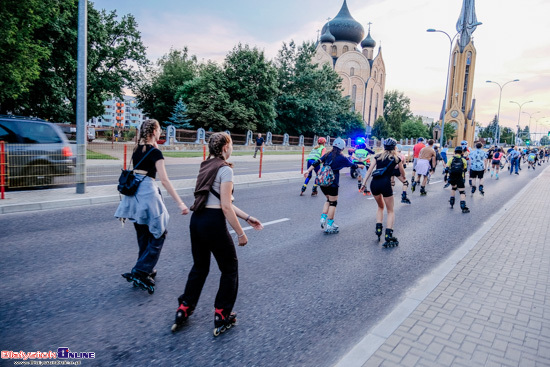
[0,163,545,366]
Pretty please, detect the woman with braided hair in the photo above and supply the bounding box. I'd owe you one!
[172,132,263,336]
[115,119,189,294]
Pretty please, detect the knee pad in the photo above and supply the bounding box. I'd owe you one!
[459,190,465,195]
[403,180,409,187]
[329,200,338,207]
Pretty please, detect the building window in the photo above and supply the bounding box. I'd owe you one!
[350,67,355,76]
[343,46,349,53]
[373,71,377,82]
[322,45,327,51]
[375,93,379,120]
[351,85,357,111]
[331,45,337,57]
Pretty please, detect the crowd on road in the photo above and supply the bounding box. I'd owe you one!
[302,135,549,248]
[112,120,548,338]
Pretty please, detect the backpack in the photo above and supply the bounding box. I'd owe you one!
[316,157,335,187]
[449,156,464,174]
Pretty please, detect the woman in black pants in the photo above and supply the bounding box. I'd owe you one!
[172,132,263,336]
[361,138,405,247]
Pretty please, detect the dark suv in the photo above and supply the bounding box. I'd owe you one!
[0,115,76,188]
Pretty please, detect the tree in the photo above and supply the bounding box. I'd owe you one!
[176,62,254,132]
[383,90,413,139]
[166,99,193,129]
[443,122,457,144]
[0,0,52,102]
[500,127,514,145]
[540,136,549,146]
[135,48,197,126]
[372,116,391,140]
[224,43,278,132]
[274,40,361,137]
[1,1,149,122]
[401,118,428,139]
[521,125,531,142]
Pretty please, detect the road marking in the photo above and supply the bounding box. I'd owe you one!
[429,180,443,185]
[229,218,290,233]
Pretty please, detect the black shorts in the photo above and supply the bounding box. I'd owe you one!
[393,168,401,177]
[469,170,484,179]
[320,185,338,197]
[449,174,465,189]
[492,160,501,165]
[370,177,393,197]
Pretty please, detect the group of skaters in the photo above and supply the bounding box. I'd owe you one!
[300,135,549,248]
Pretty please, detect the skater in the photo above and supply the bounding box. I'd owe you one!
[115,119,190,294]
[485,146,495,172]
[304,138,364,234]
[361,138,405,247]
[468,142,487,195]
[509,146,520,175]
[445,146,470,213]
[411,137,426,181]
[412,139,436,196]
[301,137,327,196]
[173,132,263,335]
[392,145,411,204]
[527,149,538,169]
[351,141,375,195]
[491,148,504,179]
[253,133,264,158]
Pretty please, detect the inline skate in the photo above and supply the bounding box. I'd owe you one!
[213,308,237,337]
[401,192,411,204]
[171,301,194,332]
[420,187,427,196]
[300,184,307,196]
[449,196,455,209]
[383,228,399,248]
[121,270,155,294]
[460,201,470,213]
[479,185,485,196]
[324,222,339,234]
[375,223,383,242]
[311,186,318,196]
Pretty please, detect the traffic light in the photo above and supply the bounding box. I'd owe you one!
[547,131,550,137]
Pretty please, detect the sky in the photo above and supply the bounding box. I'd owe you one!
[92,0,550,137]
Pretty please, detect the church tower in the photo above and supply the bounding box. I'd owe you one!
[312,0,386,131]
[443,0,480,147]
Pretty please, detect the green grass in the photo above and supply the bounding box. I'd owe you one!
[87,150,118,160]
[162,150,304,158]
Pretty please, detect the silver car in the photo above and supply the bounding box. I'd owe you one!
[0,116,76,188]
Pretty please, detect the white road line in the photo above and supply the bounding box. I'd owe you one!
[229,218,290,233]
[429,180,443,185]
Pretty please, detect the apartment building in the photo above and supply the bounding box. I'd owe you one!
[88,96,148,128]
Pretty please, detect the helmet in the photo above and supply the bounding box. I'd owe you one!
[454,146,463,153]
[417,137,424,142]
[461,140,468,146]
[332,138,345,150]
[383,138,397,150]
[318,137,326,145]
[356,143,366,150]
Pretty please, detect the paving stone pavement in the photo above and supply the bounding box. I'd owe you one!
[336,166,550,366]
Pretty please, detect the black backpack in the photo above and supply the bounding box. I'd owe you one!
[449,156,464,174]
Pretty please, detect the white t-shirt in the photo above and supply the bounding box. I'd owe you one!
[205,166,234,207]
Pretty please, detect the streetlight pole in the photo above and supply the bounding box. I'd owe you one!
[426,29,459,148]
[534,117,547,146]
[510,100,532,145]
[486,79,519,145]
[522,111,540,144]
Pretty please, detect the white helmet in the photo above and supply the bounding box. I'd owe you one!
[332,138,345,150]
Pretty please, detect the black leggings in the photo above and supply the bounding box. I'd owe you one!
[179,209,238,312]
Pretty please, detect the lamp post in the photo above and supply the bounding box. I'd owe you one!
[522,111,540,143]
[510,100,532,145]
[426,29,460,148]
[486,79,519,145]
[534,117,547,145]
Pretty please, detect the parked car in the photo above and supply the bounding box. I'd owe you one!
[0,115,76,188]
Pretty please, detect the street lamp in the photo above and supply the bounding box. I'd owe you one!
[522,110,540,143]
[427,24,481,147]
[486,79,519,145]
[534,117,547,145]
[510,100,532,145]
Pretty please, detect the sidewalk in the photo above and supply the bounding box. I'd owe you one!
[336,165,550,367]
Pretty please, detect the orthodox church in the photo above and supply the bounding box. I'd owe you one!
[313,0,386,129]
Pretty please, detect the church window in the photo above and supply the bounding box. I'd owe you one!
[375,93,379,119]
[368,89,373,125]
[351,85,357,111]
[322,45,327,51]
[466,52,472,66]
[343,46,349,53]
[373,71,377,82]
[350,67,355,76]
[462,63,470,112]
[331,46,337,57]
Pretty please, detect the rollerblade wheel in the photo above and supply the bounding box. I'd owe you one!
[213,326,225,337]
[171,323,180,332]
